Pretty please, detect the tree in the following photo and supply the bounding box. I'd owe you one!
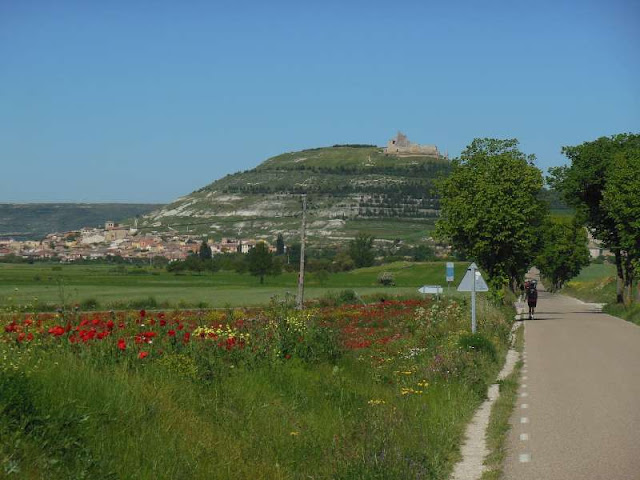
[602,148,640,302]
[349,232,375,268]
[287,243,301,266]
[199,240,212,260]
[536,216,590,292]
[412,244,436,262]
[436,138,547,292]
[275,234,285,256]
[246,241,281,284]
[550,133,640,303]
[184,253,204,274]
[331,251,355,272]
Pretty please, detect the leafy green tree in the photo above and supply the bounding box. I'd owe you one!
[536,216,590,292]
[199,240,212,260]
[436,138,547,292]
[349,232,375,268]
[287,243,301,266]
[331,251,355,272]
[246,241,281,284]
[550,133,640,303]
[275,234,285,255]
[412,244,436,262]
[184,254,204,274]
[602,148,640,302]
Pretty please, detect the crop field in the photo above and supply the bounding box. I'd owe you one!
[0,296,511,479]
[0,261,464,311]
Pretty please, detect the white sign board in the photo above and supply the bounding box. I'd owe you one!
[446,262,454,282]
[418,285,443,294]
[457,263,489,292]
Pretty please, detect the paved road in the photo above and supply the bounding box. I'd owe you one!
[503,285,640,480]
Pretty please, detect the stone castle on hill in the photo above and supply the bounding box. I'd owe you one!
[384,131,443,158]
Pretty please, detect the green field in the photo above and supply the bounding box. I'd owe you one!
[562,262,640,325]
[0,261,464,310]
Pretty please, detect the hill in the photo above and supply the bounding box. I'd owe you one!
[139,146,451,245]
[0,203,163,240]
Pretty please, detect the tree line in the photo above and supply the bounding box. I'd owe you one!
[436,134,639,304]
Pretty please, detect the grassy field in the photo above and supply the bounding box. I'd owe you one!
[0,261,465,310]
[561,262,640,325]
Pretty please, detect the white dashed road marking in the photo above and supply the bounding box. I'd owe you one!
[521,392,529,397]
[521,403,529,409]
[521,417,529,424]
[519,453,531,463]
[520,433,529,441]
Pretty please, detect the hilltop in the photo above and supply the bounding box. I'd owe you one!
[139,144,451,245]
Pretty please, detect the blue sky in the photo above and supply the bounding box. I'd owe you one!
[1,0,638,203]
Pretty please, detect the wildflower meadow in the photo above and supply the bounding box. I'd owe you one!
[1,296,512,479]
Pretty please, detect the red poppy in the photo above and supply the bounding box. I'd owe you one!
[168,330,176,337]
[138,351,149,359]
[183,332,190,343]
[106,320,115,330]
[117,338,126,351]
[139,309,146,318]
[26,333,34,342]
[48,325,65,336]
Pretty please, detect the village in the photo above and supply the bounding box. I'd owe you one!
[0,220,271,262]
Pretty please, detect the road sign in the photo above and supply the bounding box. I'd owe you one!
[457,263,489,292]
[457,262,488,334]
[418,285,443,295]
[446,262,454,282]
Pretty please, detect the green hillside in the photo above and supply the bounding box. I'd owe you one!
[140,145,451,244]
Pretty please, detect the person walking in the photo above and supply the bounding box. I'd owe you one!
[526,281,538,320]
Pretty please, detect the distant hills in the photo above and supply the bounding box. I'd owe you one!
[139,145,451,245]
[0,204,163,240]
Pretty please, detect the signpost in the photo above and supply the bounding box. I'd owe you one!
[418,285,443,300]
[446,262,454,294]
[457,262,488,333]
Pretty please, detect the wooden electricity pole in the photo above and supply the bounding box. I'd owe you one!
[296,195,307,310]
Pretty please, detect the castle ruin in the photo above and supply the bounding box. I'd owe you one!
[384,132,440,157]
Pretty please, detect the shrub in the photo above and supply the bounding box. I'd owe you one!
[377,272,395,286]
[80,298,100,310]
[338,289,358,304]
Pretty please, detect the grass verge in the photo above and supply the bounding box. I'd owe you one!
[480,323,524,480]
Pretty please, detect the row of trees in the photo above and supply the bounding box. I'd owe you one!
[550,134,640,304]
[435,136,634,299]
[166,230,436,283]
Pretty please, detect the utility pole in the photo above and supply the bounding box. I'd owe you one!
[296,195,307,310]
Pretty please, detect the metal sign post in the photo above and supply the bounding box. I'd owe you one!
[457,262,488,333]
[471,265,477,333]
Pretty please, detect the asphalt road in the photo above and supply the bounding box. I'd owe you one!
[503,286,640,480]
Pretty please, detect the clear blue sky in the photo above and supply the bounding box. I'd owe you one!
[1,0,638,203]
